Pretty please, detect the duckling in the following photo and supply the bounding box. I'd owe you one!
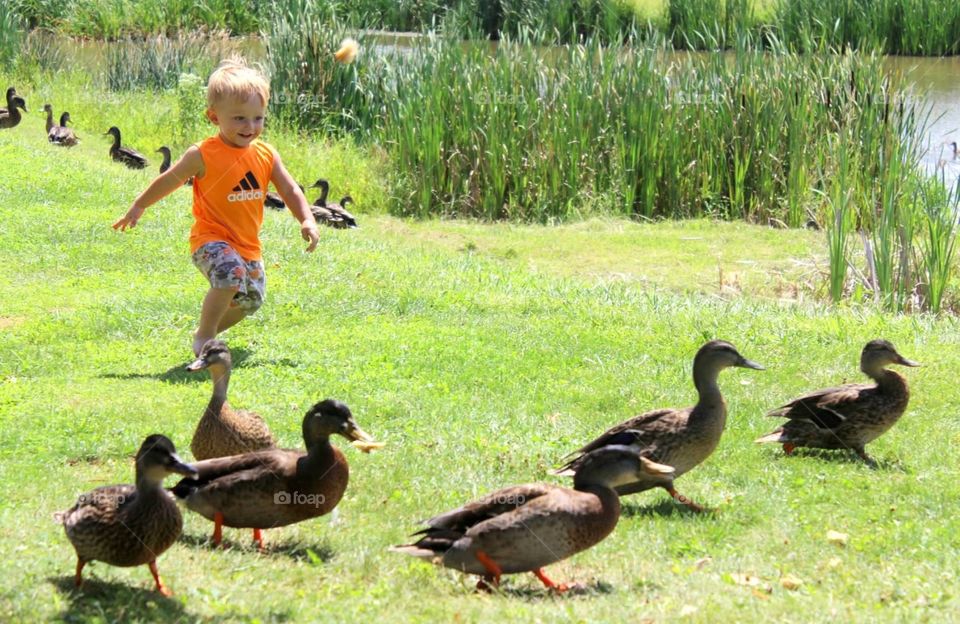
[310,178,359,228]
[187,340,275,461]
[756,339,919,465]
[54,434,197,596]
[156,146,192,184]
[105,126,148,169]
[49,111,79,147]
[0,88,27,129]
[172,399,380,549]
[392,446,674,592]
[553,340,763,511]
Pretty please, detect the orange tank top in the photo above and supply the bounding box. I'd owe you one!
[190,136,275,261]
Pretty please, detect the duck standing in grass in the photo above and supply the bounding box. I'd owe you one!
[0,87,26,129]
[187,339,276,460]
[392,446,674,592]
[54,435,197,596]
[105,126,148,169]
[48,110,79,146]
[310,178,358,228]
[553,340,763,511]
[156,146,192,183]
[756,339,919,466]
[172,399,382,549]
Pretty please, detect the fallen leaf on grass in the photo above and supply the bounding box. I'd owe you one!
[780,575,804,590]
[730,573,772,594]
[826,530,849,546]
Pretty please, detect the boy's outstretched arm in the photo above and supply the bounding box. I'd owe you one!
[112,147,204,231]
[271,153,319,252]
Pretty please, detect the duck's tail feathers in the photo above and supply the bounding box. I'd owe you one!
[388,545,439,560]
[755,430,787,444]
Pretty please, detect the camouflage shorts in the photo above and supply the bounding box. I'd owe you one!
[191,241,266,314]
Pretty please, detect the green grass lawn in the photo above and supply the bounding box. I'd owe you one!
[2,95,960,623]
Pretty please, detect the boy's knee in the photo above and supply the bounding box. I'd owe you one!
[234,291,264,314]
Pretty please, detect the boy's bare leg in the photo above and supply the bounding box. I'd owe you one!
[193,287,241,355]
[216,306,247,333]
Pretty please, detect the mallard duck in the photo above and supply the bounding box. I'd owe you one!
[310,178,359,228]
[105,126,148,169]
[553,340,763,511]
[54,434,197,596]
[756,339,919,465]
[48,111,79,147]
[156,146,192,184]
[172,398,380,549]
[392,446,674,592]
[0,87,27,129]
[43,103,54,133]
[187,340,276,461]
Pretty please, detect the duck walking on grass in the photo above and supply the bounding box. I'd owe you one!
[187,340,276,461]
[392,446,674,592]
[172,399,382,550]
[156,145,192,183]
[45,106,78,146]
[756,339,919,466]
[553,340,764,512]
[54,435,197,596]
[105,126,148,169]
[0,87,27,129]
[310,178,358,228]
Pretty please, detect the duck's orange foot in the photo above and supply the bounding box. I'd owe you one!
[533,568,569,593]
[74,559,86,588]
[252,528,264,550]
[474,551,502,591]
[212,512,224,548]
[476,575,497,592]
[148,561,173,597]
[667,486,707,513]
[783,443,796,455]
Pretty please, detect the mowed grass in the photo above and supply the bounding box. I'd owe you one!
[1,104,960,623]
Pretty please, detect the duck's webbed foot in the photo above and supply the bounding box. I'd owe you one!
[665,485,707,512]
[532,568,569,593]
[474,550,502,591]
[854,447,878,468]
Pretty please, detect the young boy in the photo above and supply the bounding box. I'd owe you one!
[113,58,319,355]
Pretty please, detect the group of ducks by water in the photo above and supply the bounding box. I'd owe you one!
[1,85,360,229]
[54,336,919,595]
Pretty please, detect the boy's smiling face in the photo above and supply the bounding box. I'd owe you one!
[207,91,266,148]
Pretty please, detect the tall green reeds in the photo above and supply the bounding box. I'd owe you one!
[104,33,226,91]
[0,2,24,66]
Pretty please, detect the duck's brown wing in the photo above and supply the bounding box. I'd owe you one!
[420,483,560,533]
[768,383,870,429]
[56,484,137,525]
[561,408,680,460]
[172,449,294,495]
[119,147,148,168]
[327,204,358,228]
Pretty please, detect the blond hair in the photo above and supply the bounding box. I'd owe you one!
[206,56,270,108]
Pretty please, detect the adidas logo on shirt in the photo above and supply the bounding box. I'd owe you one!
[227,171,264,202]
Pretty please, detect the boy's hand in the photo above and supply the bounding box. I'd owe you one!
[302,223,320,252]
[113,205,146,231]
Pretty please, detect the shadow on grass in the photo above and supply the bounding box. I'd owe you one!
[494,579,615,600]
[97,347,290,385]
[774,448,907,472]
[178,531,336,563]
[49,575,189,623]
[621,498,718,519]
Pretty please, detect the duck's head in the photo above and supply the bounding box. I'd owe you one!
[302,399,379,449]
[860,339,920,373]
[572,445,674,489]
[60,112,71,125]
[340,195,353,207]
[186,339,231,372]
[12,96,26,112]
[135,434,198,484]
[156,146,171,157]
[694,340,765,372]
[310,178,330,191]
[43,103,52,114]
[104,126,121,140]
[4,87,15,100]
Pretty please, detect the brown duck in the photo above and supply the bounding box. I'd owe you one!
[392,446,674,592]
[0,87,26,129]
[756,339,919,465]
[172,399,380,549]
[187,340,276,461]
[45,106,79,146]
[310,178,358,228]
[105,126,148,169]
[553,340,763,511]
[54,435,197,595]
